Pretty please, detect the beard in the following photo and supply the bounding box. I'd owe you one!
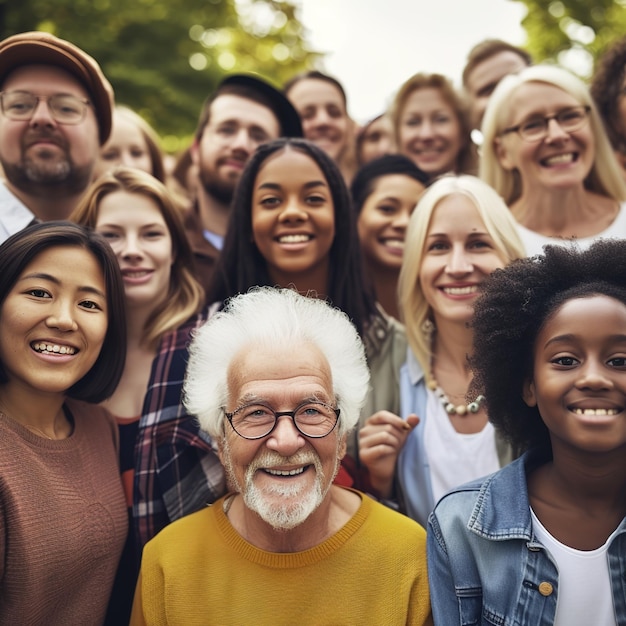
[196,150,246,206]
[222,445,341,531]
[1,131,93,196]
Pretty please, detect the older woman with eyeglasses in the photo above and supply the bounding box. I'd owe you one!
[480,65,626,256]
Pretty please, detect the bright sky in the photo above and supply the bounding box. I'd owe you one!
[295,0,528,123]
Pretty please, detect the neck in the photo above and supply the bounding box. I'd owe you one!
[548,443,626,511]
[0,382,68,438]
[512,186,617,236]
[269,263,330,300]
[6,180,84,221]
[431,317,474,374]
[196,188,231,238]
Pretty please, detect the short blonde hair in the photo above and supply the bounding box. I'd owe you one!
[398,175,526,376]
[390,72,477,176]
[480,64,626,205]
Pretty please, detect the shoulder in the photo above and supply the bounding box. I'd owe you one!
[362,491,427,540]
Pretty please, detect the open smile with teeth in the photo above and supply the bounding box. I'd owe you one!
[277,234,312,244]
[123,270,151,277]
[382,238,404,249]
[32,342,77,355]
[442,285,478,295]
[572,408,620,416]
[264,466,308,477]
[542,153,577,166]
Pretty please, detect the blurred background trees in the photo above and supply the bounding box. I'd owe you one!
[513,0,626,77]
[0,0,320,150]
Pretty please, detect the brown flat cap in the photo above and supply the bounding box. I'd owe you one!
[0,31,114,144]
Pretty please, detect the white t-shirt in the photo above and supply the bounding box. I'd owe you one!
[531,508,617,626]
[516,202,626,257]
[424,388,499,504]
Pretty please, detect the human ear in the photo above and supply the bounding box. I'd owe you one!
[522,379,537,407]
[337,434,347,460]
[495,136,515,171]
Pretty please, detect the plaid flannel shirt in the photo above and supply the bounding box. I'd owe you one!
[133,305,226,550]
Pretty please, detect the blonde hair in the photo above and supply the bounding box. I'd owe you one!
[390,72,477,176]
[480,64,626,205]
[71,167,204,348]
[398,175,525,376]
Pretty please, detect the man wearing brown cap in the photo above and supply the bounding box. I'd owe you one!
[0,31,113,242]
[185,74,302,291]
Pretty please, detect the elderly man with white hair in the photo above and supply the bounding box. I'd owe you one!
[130,286,432,626]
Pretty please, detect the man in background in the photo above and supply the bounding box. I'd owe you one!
[0,31,113,241]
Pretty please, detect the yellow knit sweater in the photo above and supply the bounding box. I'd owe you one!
[131,489,432,625]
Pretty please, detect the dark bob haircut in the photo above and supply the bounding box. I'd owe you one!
[470,239,626,454]
[207,137,377,337]
[350,154,429,215]
[0,221,126,403]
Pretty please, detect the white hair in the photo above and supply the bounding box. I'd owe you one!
[183,287,370,440]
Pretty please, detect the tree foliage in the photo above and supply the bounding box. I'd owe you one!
[0,0,321,148]
[512,0,626,77]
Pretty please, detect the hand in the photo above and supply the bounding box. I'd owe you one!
[358,411,419,498]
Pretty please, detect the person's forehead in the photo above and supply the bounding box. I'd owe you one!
[208,93,280,131]
[2,63,90,99]
[467,51,528,94]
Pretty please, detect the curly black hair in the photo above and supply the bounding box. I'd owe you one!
[591,36,626,155]
[470,239,626,453]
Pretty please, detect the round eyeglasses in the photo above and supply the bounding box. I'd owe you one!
[0,91,91,125]
[500,105,590,142]
[224,401,340,440]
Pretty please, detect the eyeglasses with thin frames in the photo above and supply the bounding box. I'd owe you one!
[0,91,91,125]
[500,105,591,142]
[223,400,340,440]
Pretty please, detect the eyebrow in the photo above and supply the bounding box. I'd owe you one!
[19,272,106,299]
[256,180,328,191]
[426,231,491,238]
[544,333,626,348]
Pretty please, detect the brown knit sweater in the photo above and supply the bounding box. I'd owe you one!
[0,398,128,625]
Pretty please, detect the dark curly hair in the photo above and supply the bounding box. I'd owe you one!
[591,36,626,155]
[470,239,626,454]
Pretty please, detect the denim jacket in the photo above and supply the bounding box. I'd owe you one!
[427,451,626,625]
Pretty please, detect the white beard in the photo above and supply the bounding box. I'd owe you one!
[222,446,339,531]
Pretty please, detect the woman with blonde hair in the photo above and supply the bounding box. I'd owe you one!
[480,64,626,256]
[359,175,525,526]
[390,73,477,181]
[71,167,213,624]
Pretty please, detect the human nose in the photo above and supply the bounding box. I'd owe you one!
[230,128,254,153]
[544,117,569,142]
[46,298,78,332]
[119,233,143,259]
[391,209,411,230]
[416,120,435,139]
[446,245,473,274]
[278,197,308,222]
[575,360,613,390]
[29,97,56,127]
[265,414,306,455]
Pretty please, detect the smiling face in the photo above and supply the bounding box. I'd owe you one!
[419,193,506,326]
[287,79,350,161]
[192,94,280,204]
[251,147,335,288]
[398,87,463,178]
[0,65,100,193]
[94,190,173,312]
[495,82,595,194]
[357,173,424,270]
[524,295,626,455]
[220,341,345,531]
[0,246,107,398]
[93,112,153,179]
